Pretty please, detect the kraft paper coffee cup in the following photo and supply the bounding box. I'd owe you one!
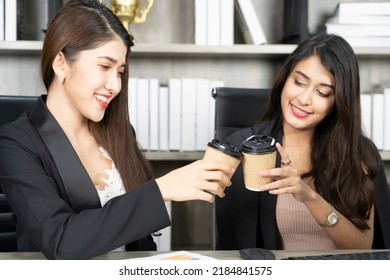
[240,135,276,191]
[203,139,242,182]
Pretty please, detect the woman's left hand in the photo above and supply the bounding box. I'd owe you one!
[258,142,316,202]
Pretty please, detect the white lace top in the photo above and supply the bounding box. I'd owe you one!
[96,147,126,252]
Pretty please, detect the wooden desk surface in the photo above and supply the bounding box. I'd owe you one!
[0,249,389,260]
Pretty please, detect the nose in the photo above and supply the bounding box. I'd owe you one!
[105,71,121,94]
[297,88,313,106]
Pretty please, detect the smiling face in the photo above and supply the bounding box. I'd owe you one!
[281,55,336,132]
[62,38,127,122]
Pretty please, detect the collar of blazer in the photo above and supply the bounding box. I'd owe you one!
[29,95,101,212]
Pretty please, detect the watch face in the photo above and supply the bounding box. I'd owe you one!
[328,213,338,225]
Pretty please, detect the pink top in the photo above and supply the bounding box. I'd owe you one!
[276,194,337,250]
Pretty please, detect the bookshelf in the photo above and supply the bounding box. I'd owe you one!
[1,0,390,250]
[3,40,390,56]
[2,41,389,160]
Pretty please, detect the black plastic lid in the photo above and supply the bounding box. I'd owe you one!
[239,135,276,154]
[207,139,242,159]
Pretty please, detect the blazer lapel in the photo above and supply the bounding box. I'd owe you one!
[29,95,101,212]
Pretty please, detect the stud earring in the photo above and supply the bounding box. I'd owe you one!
[57,73,65,84]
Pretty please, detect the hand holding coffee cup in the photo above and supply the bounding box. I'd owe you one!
[240,135,276,191]
[203,139,242,187]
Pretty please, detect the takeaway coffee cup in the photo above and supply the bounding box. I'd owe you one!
[240,135,276,191]
[203,139,242,181]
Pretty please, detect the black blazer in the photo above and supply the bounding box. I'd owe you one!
[0,96,171,259]
[215,119,390,250]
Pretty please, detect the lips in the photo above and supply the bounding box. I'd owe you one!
[95,94,110,109]
[290,103,311,118]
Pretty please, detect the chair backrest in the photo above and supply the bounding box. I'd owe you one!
[211,87,269,249]
[212,87,270,141]
[0,95,38,252]
[0,95,38,126]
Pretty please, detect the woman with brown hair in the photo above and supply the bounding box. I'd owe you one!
[216,32,390,250]
[0,0,233,259]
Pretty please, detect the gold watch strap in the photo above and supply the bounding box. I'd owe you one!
[319,204,338,227]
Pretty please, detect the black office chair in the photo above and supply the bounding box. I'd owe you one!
[211,87,270,249]
[211,87,390,249]
[212,87,270,141]
[0,95,38,252]
[372,169,390,249]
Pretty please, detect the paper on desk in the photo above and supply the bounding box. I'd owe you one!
[130,251,216,260]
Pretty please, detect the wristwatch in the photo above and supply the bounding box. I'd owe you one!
[320,204,338,227]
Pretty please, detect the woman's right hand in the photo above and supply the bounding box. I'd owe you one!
[155,160,234,203]
[258,143,316,202]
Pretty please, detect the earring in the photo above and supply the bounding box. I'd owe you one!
[57,73,65,84]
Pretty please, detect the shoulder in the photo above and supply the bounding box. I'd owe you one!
[224,127,253,147]
[224,119,279,147]
[0,112,38,152]
[0,112,31,138]
[361,135,382,161]
[359,135,384,178]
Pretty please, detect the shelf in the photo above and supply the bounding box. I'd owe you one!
[380,151,390,161]
[144,151,390,161]
[352,48,390,58]
[144,151,203,161]
[131,44,296,58]
[2,41,390,58]
[0,41,294,57]
[0,41,43,54]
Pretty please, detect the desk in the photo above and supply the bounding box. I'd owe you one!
[0,249,389,260]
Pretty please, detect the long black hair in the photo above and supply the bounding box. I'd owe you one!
[262,32,381,230]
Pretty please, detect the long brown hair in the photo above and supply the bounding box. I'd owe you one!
[41,0,153,192]
[262,33,381,230]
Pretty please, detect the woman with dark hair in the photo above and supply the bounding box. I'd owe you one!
[0,0,234,260]
[216,32,390,250]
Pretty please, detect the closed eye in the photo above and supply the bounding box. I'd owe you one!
[294,79,306,87]
[117,66,125,78]
[100,64,110,70]
[316,89,332,98]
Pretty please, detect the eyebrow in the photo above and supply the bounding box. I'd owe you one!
[295,70,335,90]
[97,56,126,68]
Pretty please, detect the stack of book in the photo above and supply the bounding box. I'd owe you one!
[194,0,267,45]
[1,0,19,41]
[128,77,224,152]
[325,1,390,47]
[361,83,390,151]
[235,0,267,45]
[194,0,235,45]
[1,0,62,41]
